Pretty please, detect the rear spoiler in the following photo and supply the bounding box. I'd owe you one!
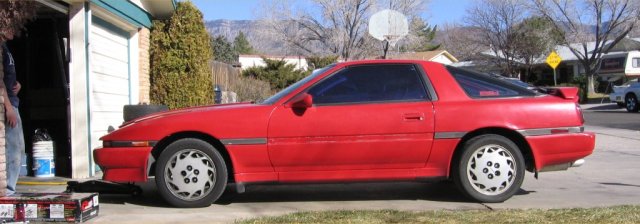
[545,87,580,102]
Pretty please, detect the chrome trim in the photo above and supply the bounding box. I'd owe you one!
[221,138,267,145]
[517,126,584,136]
[434,132,467,139]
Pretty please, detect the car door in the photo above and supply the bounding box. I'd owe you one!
[267,64,435,172]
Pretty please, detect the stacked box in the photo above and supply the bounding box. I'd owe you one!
[0,193,99,223]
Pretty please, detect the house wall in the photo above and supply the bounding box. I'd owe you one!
[139,28,150,103]
[431,54,454,65]
[239,55,308,71]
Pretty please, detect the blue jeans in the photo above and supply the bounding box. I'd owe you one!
[5,106,24,195]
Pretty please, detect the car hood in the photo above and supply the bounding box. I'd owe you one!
[120,102,259,127]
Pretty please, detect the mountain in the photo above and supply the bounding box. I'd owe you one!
[205,19,290,55]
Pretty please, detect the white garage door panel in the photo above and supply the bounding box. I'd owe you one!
[92,54,128,78]
[91,94,129,112]
[92,26,128,46]
[92,75,129,95]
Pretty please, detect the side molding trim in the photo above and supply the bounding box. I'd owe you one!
[221,138,267,145]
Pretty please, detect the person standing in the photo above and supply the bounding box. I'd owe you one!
[2,28,25,196]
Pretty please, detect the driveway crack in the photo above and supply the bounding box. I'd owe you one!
[480,203,494,210]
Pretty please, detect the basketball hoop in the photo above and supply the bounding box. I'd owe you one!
[369,9,408,59]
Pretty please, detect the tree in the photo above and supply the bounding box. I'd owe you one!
[242,58,307,90]
[436,23,486,62]
[150,1,213,109]
[512,17,564,81]
[211,35,238,64]
[233,31,255,55]
[465,0,529,77]
[407,17,440,52]
[532,0,640,93]
[259,0,426,60]
[0,0,36,43]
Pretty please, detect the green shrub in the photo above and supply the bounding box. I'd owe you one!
[306,55,338,70]
[242,57,307,91]
[149,1,213,109]
[571,75,588,103]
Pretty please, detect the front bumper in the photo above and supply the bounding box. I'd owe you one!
[526,132,596,171]
[93,147,153,182]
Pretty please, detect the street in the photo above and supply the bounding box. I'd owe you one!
[17,103,640,223]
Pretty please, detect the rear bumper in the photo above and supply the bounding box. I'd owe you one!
[526,132,596,171]
[93,147,153,182]
[610,92,624,103]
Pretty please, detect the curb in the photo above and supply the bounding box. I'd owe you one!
[17,181,68,185]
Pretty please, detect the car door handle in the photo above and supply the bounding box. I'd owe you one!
[403,113,424,121]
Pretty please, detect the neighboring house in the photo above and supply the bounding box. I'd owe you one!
[457,37,640,87]
[239,55,309,71]
[390,50,459,65]
[2,0,175,180]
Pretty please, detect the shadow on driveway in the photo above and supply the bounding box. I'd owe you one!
[97,179,536,208]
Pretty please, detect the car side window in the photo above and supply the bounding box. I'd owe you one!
[308,64,429,105]
[447,66,536,98]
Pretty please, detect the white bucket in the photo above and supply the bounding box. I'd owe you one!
[32,141,55,177]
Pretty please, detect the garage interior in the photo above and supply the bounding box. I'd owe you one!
[8,3,71,177]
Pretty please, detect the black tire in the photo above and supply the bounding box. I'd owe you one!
[155,138,228,208]
[452,134,525,203]
[626,94,639,112]
[123,105,169,122]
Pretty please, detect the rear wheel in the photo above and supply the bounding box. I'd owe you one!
[155,138,228,208]
[453,134,525,203]
[626,94,639,112]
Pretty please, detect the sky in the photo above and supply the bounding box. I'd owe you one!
[190,0,472,26]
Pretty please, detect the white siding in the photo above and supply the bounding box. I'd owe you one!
[89,22,131,170]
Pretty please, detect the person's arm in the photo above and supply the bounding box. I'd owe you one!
[3,87,16,128]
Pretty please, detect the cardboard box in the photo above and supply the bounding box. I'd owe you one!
[0,192,99,223]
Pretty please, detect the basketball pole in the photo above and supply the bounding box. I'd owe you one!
[383,40,389,59]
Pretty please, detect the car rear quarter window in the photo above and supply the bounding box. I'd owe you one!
[308,64,429,105]
[446,66,537,98]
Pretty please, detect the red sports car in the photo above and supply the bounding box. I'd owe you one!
[94,60,595,208]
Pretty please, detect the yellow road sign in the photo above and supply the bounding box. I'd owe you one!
[546,51,562,69]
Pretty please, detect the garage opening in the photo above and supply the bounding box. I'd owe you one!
[9,4,71,177]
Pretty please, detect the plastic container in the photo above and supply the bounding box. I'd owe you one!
[32,141,55,177]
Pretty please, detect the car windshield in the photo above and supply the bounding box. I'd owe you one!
[259,64,336,105]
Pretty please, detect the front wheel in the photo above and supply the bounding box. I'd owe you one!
[626,94,639,112]
[155,138,228,208]
[453,134,525,203]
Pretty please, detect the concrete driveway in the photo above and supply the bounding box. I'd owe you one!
[17,125,640,223]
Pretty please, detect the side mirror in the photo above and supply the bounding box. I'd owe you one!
[285,93,313,109]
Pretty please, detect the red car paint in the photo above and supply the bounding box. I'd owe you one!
[94,60,594,184]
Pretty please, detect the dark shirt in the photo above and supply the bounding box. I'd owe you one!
[2,43,19,107]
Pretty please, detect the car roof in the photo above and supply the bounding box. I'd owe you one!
[337,59,443,67]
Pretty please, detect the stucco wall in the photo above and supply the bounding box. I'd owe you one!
[139,27,150,103]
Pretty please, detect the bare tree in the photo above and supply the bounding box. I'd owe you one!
[258,0,427,60]
[465,0,529,76]
[532,0,640,93]
[437,23,486,62]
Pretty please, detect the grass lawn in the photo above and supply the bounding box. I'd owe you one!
[237,205,640,224]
